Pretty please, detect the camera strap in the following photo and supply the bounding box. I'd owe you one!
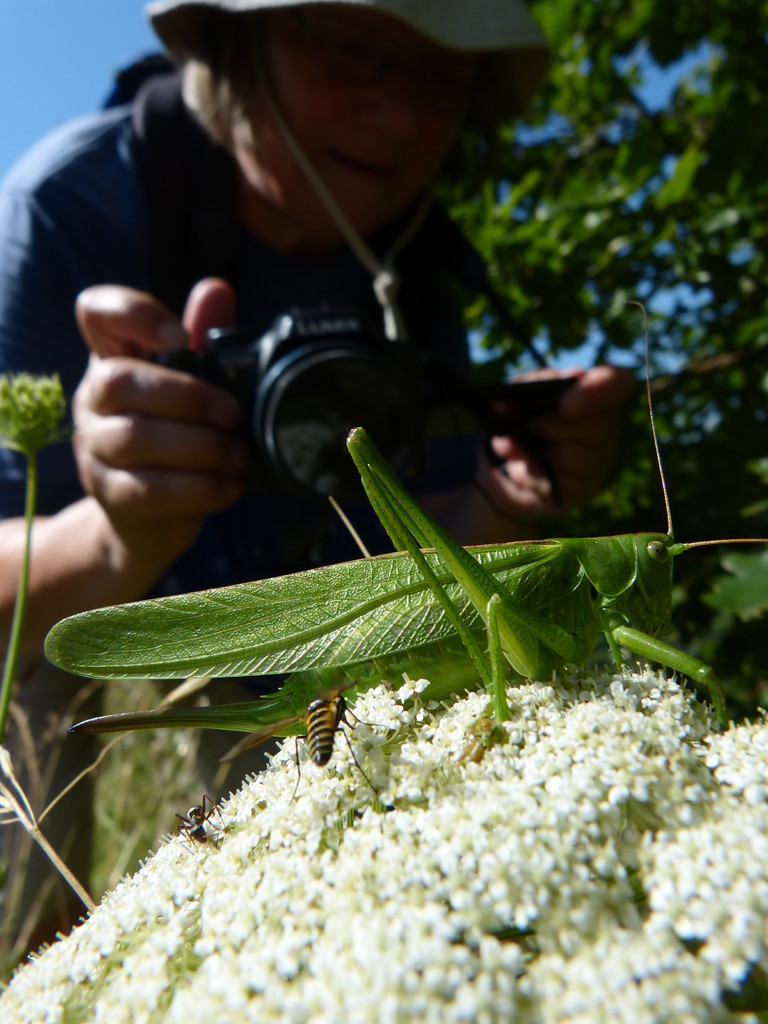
[264,90,429,344]
[263,90,545,367]
[120,56,544,366]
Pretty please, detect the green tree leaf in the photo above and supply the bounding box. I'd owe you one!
[703,551,768,620]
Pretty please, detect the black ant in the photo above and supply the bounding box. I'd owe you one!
[175,793,223,849]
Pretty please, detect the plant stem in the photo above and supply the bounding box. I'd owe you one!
[0,452,36,741]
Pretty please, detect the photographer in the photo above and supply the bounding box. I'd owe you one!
[0,0,632,942]
[0,0,632,655]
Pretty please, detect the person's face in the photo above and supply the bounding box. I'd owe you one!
[235,5,478,252]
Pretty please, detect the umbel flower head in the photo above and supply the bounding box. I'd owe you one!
[0,372,67,457]
[2,667,768,1022]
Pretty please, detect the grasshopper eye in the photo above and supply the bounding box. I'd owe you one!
[646,540,668,562]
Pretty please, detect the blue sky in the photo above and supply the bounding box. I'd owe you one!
[1,2,157,179]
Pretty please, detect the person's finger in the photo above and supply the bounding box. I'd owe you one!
[182,278,237,351]
[74,408,250,475]
[557,364,636,418]
[74,449,245,519]
[76,285,187,358]
[74,354,241,430]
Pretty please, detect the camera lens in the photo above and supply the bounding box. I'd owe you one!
[256,343,420,500]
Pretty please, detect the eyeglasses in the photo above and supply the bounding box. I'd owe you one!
[289,11,477,117]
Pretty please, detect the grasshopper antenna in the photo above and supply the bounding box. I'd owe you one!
[678,536,768,551]
[328,494,372,558]
[630,301,768,552]
[629,300,675,538]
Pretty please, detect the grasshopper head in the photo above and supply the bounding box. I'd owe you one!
[629,532,677,636]
[631,532,767,638]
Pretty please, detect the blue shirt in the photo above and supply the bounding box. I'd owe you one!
[0,104,477,594]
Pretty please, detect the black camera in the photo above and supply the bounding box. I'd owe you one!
[159,307,419,500]
[158,306,575,501]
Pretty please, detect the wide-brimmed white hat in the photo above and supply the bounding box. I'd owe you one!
[145,0,552,115]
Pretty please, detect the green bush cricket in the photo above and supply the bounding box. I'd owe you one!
[346,426,766,728]
[48,355,765,744]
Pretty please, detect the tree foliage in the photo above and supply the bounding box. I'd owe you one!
[444,0,768,714]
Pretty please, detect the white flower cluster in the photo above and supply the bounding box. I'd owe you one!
[2,667,767,1023]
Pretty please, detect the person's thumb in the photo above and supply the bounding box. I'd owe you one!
[182,277,237,351]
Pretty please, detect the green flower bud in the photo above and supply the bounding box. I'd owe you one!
[0,373,68,457]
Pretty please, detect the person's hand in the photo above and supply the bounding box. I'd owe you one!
[479,365,636,517]
[72,278,249,565]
